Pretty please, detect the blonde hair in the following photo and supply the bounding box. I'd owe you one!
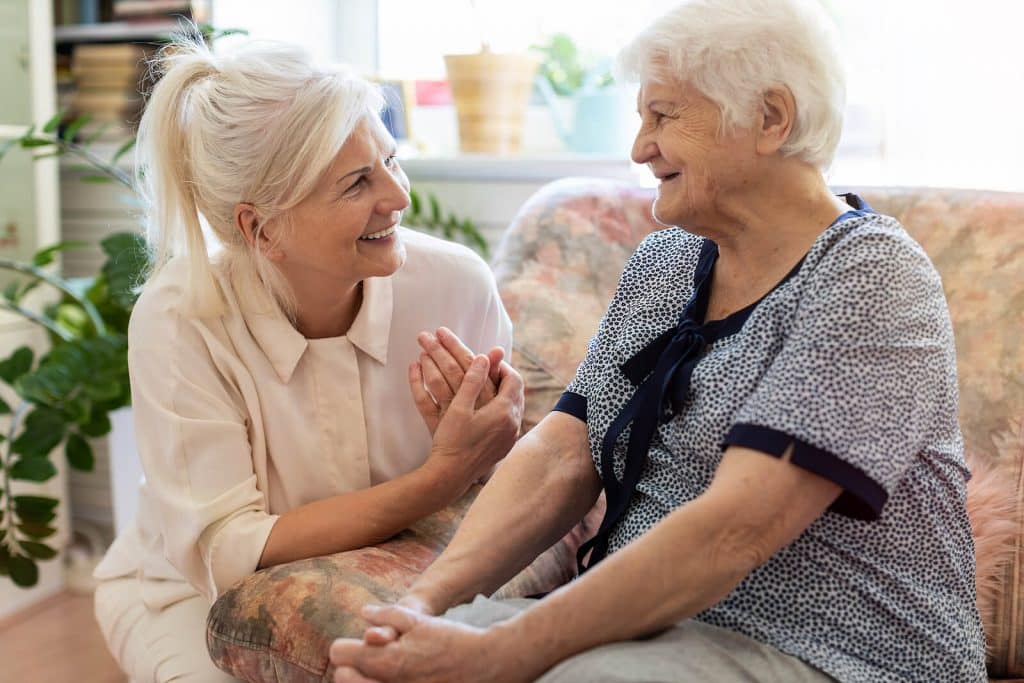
[618,0,846,170]
[135,29,383,317]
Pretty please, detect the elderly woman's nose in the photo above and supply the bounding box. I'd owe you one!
[631,133,657,165]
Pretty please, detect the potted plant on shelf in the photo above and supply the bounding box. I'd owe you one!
[531,32,638,156]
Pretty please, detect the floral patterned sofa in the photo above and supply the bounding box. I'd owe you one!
[207,178,1024,682]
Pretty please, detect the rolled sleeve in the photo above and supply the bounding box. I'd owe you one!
[130,328,278,601]
[729,227,958,519]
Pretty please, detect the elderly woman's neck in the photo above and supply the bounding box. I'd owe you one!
[293,281,363,339]
[711,163,848,273]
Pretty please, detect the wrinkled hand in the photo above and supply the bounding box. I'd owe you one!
[420,351,524,496]
[408,327,504,435]
[330,605,523,683]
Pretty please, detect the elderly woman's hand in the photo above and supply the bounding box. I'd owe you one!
[331,605,528,683]
[409,327,505,435]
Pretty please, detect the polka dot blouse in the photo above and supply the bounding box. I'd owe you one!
[554,196,986,683]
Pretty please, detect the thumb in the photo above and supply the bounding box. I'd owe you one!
[449,355,488,412]
[361,604,422,635]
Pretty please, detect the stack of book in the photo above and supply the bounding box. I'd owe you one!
[68,43,149,141]
[112,0,193,21]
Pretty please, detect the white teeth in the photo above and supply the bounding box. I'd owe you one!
[359,225,396,241]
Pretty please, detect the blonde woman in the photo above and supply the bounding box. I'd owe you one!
[92,34,522,682]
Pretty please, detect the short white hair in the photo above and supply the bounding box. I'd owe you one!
[135,28,384,317]
[618,0,846,170]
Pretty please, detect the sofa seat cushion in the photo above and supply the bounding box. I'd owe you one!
[206,485,578,683]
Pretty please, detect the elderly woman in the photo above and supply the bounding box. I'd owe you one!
[91,34,523,682]
[330,1,987,681]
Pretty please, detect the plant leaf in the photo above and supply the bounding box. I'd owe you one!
[0,544,10,576]
[32,241,90,267]
[10,457,58,482]
[9,554,39,587]
[13,495,58,524]
[80,410,112,437]
[21,541,57,561]
[429,194,442,225]
[20,137,54,149]
[17,522,57,539]
[0,346,34,383]
[61,114,91,142]
[42,111,64,133]
[65,433,94,471]
[110,138,136,164]
[2,280,20,303]
[10,407,67,459]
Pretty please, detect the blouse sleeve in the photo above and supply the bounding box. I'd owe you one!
[129,317,279,601]
[555,233,671,423]
[724,224,959,520]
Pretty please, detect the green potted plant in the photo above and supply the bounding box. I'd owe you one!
[531,32,637,156]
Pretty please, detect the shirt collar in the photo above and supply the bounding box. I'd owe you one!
[242,274,393,383]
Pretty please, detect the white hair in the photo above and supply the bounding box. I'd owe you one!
[618,0,846,170]
[135,28,384,317]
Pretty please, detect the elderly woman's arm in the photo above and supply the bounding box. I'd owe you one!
[402,410,601,615]
[331,440,840,682]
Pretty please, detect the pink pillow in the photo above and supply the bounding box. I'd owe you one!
[966,418,1024,676]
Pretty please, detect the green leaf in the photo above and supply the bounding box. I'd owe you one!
[10,457,58,482]
[110,138,136,164]
[13,495,59,525]
[65,433,94,471]
[11,407,67,458]
[429,194,442,225]
[80,410,111,437]
[21,541,57,560]
[17,522,57,540]
[61,113,91,142]
[42,111,64,133]
[0,544,9,576]
[20,137,54,149]
[409,189,422,216]
[2,280,20,303]
[9,554,39,587]
[0,346,33,383]
[32,241,89,267]
[80,174,115,183]
[101,232,149,310]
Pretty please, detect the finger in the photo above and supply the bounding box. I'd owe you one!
[448,355,489,412]
[363,625,398,646]
[362,604,422,634]
[495,360,524,399]
[486,347,505,385]
[408,362,439,421]
[419,331,466,395]
[333,665,381,683]
[420,353,453,405]
[330,638,365,667]
[435,327,476,371]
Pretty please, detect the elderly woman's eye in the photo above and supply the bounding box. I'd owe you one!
[385,155,398,167]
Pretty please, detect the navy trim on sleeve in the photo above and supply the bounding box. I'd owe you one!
[723,423,888,521]
[553,391,587,422]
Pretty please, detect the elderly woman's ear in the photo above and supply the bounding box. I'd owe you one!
[234,202,285,262]
[756,86,797,156]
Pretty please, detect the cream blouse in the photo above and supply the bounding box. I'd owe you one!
[95,228,513,607]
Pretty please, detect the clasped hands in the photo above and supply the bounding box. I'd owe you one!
[409,327,524,493]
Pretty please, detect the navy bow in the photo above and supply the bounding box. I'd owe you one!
[576,317,709,573]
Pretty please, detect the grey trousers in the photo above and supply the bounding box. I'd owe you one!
[444,596,836,683]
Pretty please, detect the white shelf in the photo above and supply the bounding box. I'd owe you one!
[400,154,642,183]
[54,20,182,44]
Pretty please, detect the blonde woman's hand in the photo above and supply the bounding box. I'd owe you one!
[408,327,504,435]
[421,353,523,496]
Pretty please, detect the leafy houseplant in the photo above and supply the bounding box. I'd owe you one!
[0,107,485,589]
[531,32,613,98]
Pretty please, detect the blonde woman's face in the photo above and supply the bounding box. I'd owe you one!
[275,117,410,290]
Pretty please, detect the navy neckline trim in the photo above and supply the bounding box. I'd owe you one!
[687,193,875,344]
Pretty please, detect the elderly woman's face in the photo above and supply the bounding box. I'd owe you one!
[274,116,410,288]
[632,78,758,230]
